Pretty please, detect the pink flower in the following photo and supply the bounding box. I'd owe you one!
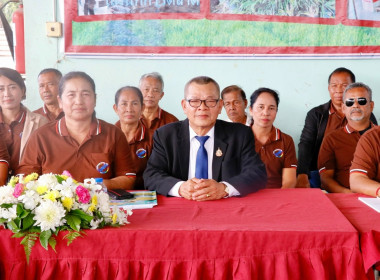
[62,170,73,178]
[13,183,24,198]
[76,185,91,204]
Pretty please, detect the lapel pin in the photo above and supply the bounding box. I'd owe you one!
[216,148,223,157]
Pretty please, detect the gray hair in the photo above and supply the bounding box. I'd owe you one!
[139,72,164,91]
[184,76,220,99]
[343,82,373,101]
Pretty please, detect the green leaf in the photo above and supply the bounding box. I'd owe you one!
[70,209,93,222]
[14,217,22,229]
[55,175,64,184]
[7,220,19,231]
[0,203,14,209]
[63,231,83,246]
[12,232,26,238]
[66,214,81,231]
[17,204,30,219]
[29,226,41,233]
[19,209,30,219]
[20,232,38,264]
[48,236,57,252]
[16,203,24,216]
[39,230,52,250]
[22,214,35,230]
[0,218,6,223]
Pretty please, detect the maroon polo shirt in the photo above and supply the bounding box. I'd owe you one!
[254,127,297,189]
[0,135,10,167]
[33,105,64,122]
[115,120,153,189]
[350,126,380,182]
[17,117,136,182]
[318,123,374,188]
[141,107,178,131]
[0,107,26,173]
[325,103,347,137]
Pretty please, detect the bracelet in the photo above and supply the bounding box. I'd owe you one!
[376,187,380,197]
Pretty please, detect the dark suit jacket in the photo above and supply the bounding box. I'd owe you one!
[143,119,267,196]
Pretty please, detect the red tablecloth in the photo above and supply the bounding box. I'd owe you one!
[0,189,366,280]
[328,193,380,276]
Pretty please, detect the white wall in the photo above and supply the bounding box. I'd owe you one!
[23,0,380,148]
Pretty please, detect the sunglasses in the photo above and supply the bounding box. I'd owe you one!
[344,97,368,107]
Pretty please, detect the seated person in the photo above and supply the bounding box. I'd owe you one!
[318,82,375,193]
[33,68,64,121]
[0,67,48,176]
[0,136,10,185]
[139,72,178,131]
[17,71,136,189]
[350,128,380,196]
[221,85,250,125]
[143,76,267,200]
[297,67,377,188]
[249,88,297,189]
[113,86,153,189]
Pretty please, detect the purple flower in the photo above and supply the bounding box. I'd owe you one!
[13,183,24,198]
[76,185,91,204]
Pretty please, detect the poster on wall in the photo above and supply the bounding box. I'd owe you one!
[64,0,380,56]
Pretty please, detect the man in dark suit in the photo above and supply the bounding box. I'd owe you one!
[143,76,267,201]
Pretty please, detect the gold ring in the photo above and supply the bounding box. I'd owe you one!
[206,194,210,198]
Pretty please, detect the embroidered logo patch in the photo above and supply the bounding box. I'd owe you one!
[136,148,147,159]
[273,149,284,158]
[96,162,110,174]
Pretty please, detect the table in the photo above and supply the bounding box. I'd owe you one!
[328,193,380,278]
[0,189,366,280]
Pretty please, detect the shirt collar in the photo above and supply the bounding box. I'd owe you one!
[269,126,281,142]
[0,105,26,124]
[189,125,215,141]
[344,122,375,134]
[56,116,101,137]
[329,102,345,118]
[130,120,146,144]
[328,102,336,115]
[226,114,251,126]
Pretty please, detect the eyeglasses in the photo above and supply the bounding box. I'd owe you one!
[344,97,368,107]
[187,99,219,108]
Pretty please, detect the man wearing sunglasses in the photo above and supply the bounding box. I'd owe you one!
[297,67,377,188]
[318,83,375,193]
[144,76,267,200]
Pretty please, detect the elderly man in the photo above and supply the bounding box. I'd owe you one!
[221,85,250,125]
[318,83,375,193]
[297,67,377,188]
[139,72,178,131]
[33,68,64,121]
[143,76,267,200]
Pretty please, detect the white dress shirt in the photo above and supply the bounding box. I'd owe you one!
[168,125,240,197]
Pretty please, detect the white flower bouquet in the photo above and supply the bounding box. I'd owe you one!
[0,171,132,263]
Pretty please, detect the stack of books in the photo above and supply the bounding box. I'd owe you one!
[110,190,157,210]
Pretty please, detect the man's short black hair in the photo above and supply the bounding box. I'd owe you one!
[328,67,355,84]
